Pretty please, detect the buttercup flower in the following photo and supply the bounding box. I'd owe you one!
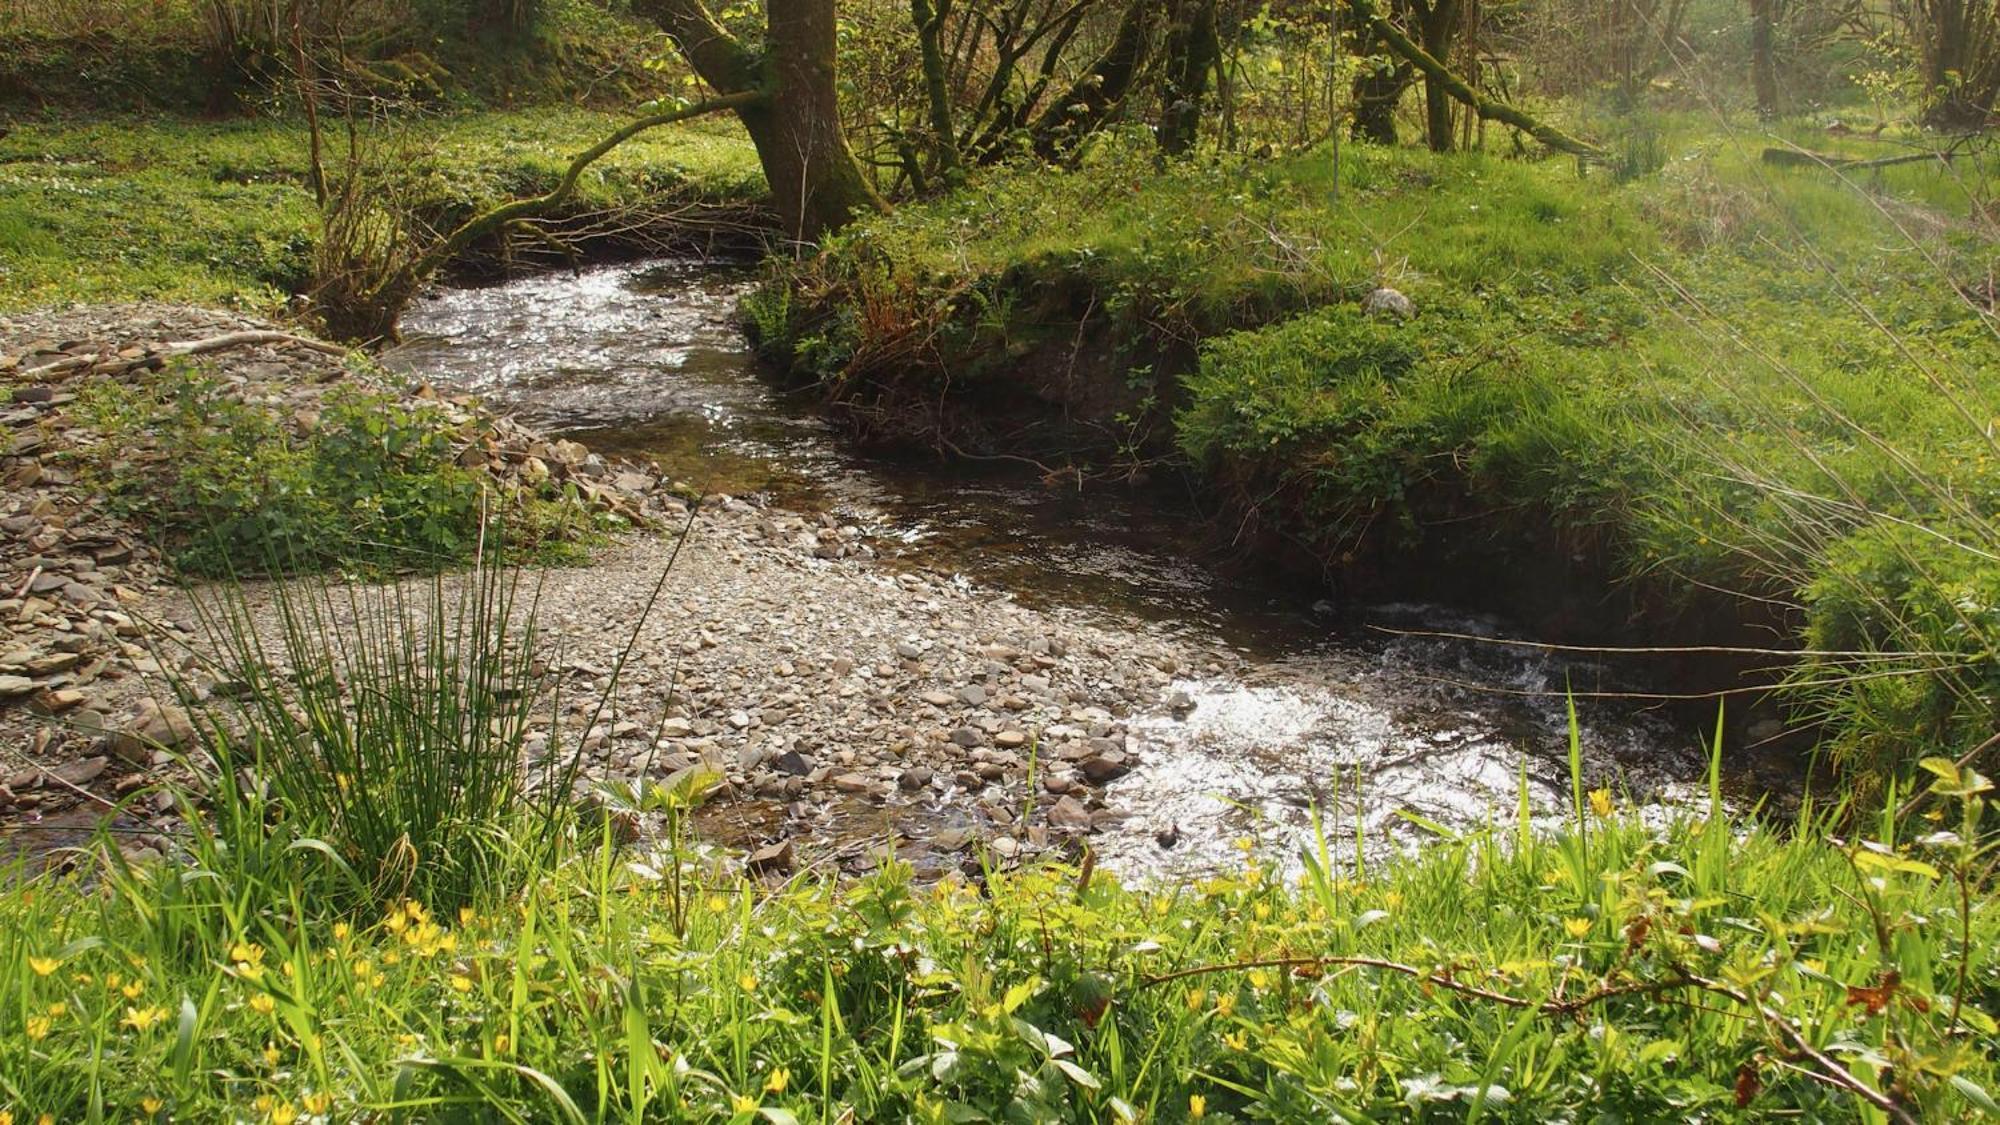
[1190,1093,1207,1118]
[27,956,58,977]
[121,1005,168,1032]
[1564,917,1593,939]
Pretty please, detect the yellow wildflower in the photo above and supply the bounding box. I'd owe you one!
[731,1094,758,1114]
[451,975,474,993]
[459,906,477,927]
[1190,1093,1208,1118]
[250,993,277,1015]
[38,1115,52,1125]
[492,1032,511,1054]
[332,922,350,941]
[737,972,757,993]
[706,895,728,913]
[46,1002,64,1017]
[1247,969,1270,990]
[303,1091,333,1114]
[25,1016,50,1041]
[1223,1030,1248,1051]
[28,956,58,976]
[1253,902,1272,921]
[263,1043,281,1068]
[269,1100,298,1125]
[765,1067,790,1095]
[1564,917,1594,939]
[1589,788,1615,818]
[140,1096,164,1114]
[1213,992,1235,1018]
[1185,987,1205,1012]
[0,1111,11,1125]
[121,979,146,1000]
[121,1005,168,1032]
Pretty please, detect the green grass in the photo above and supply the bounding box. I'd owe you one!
[750,117,2000,789]
[0,108,763,311]
[65,363,606,575]
[2,764,1994,1121]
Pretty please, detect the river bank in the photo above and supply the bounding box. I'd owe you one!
[1,279,1722,880]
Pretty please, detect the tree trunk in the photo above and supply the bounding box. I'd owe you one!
[1909,1,2000,129]
[1749,0,1778,119]
[1157,0,1220,157]
[1416,0,1462,152]
[635,0,886,241]
[1029,0,1157,162]
[1351,0,1602,157]
[910,0,962,182]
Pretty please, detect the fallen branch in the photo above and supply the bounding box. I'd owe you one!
[1760,147,1956,172]
[19,331,351,381]
[1348,0,1602,159]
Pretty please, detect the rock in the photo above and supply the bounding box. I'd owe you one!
[898,766,934,792]
[746,838,794,874]
[1363,286,1416,320]
[658,717,693,739]
[769,750,811,776]
[106,699,195,764]
[957,684,988,706]
[895,641,923,660]
[1078,750,1131,784]
[950,726,986,749]
[919,690,955,708]
[832,772,877,795]
[0,675,33,698]
[994,730,1029,750]
[1049,796,1095,830]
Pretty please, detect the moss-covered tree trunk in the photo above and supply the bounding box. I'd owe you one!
[1749,0,1778,119]
[1157,0,1220,157]
[1907,1,2000,129]
[1029,0,1157,163]
[636,0,886,241]
[1414,0,1462,152]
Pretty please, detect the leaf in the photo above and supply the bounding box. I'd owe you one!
[1001,976,1041,1014]
[1952,1075,2000,1115]
[1050,1059,1100,1091]
[758,1110,801,1125]
[1845,972,1900,1015]
[172,993,200,1085]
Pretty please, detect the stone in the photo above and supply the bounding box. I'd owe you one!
[769,750,811,776]
[1363,286,1416,320]
[107,699,196,764]
[994,730,1029,750]
[957,684,988,706]
[1049,796,1094,829]
[832,772,877,795]
[1079,750,1132,784]
[746,839,794,874]
[0,675,33,698]
[950,726,986,749]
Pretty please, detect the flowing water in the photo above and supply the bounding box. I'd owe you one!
[387,258,1711,875]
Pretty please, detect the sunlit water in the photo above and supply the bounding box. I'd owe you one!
[387,259,1709,877]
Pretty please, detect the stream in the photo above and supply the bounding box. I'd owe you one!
[386,258,1710,875]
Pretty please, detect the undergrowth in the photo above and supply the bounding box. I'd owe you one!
[0,755,1994,1120]
[69,364,599,574]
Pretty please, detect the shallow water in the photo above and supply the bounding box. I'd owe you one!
[387,259,1708,876]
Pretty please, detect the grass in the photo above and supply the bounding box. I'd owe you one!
[748,116,2000,789]
[0,748,1993,1120]
[0,107,764,312]
[64,362,606,575]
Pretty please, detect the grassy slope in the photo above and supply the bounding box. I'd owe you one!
[4,793,1996,1121]
[0,110,764,312]
[751,119,2000,779]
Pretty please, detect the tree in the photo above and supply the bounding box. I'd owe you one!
[1750,0,1778,119]
[1408,0,1463,151]
[1896,1,2000,129]
[1027,0,1158,161]
[633,0,887,241]
[1157,0,1221,156]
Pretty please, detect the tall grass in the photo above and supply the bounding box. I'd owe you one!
[1,731,1993,1120]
